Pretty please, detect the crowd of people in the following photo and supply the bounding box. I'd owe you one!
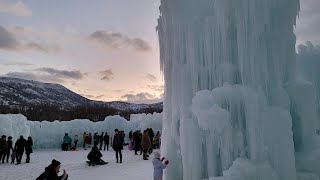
[1,128,167,180]
[0,135,33,164]
[60,128,161,162]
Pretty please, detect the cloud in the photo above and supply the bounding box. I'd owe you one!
[297,42,320,79]
[0,26,19,49]
[0,25,63,53]
[3,61,34,66]
[88,30,151,52]
[0,1,32,16]
[296,0,320,44]
[99,69,114,81]
[121,92,163,104]
[25,42,60,53]
[80,94,105,100]
[147,85,164,93]
[145,73,157,82]
[36,68,86,80]
[3,68,87,83]
[113,89,124,93]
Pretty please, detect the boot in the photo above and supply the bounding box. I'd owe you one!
[143,153,148,160]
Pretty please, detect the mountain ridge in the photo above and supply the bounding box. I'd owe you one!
[0,77,163,119]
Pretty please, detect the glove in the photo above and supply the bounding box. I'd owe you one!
[165,160,169,165]
[161,157,165,162]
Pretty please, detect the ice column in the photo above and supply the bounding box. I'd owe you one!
[158,0,303,179]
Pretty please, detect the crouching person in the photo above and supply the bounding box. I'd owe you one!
[87,146,104,166]
[36,159,68,180]
[152,152,169,180]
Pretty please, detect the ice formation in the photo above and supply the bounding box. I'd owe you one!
[157,0,320,179]
[0,113,162,148]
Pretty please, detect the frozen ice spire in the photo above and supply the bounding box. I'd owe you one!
[156,0,315,179]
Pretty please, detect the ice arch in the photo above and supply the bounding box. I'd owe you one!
[157,0,320,179]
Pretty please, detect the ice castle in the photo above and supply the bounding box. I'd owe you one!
[157,0,320,179]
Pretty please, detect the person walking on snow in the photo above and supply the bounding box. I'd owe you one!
[0,135,8,163]
[88,133,92,147]
[15,135,26,164]
[62,133,72,151]
[82,132,86,149]
[99,132,104,150]
[73,134,79,150]
[142,130,151,160]
[3,136,13,163]
[93,133,99,147]
[103,132,109,151]
[84,133,90,150]
[152,151,169,180]
[25,136,33,163]
[113,129,124,163]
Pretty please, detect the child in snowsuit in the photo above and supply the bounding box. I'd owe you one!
[11,149,16,164]
[152,151,169,180]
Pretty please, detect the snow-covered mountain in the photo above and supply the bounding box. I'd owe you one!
[0,77,162,112]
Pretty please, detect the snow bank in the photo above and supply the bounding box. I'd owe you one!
[0,113,162,148]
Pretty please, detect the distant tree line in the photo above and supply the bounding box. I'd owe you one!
[0,104,162,122]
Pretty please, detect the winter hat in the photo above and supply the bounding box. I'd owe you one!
[154,151,161,159]
[1,135,5,138]
[51,159,61,168]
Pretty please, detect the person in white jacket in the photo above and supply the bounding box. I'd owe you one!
[152,151,169,180]
[73,134,79,150]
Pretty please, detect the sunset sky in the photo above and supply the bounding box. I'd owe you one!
[0,0,319,103]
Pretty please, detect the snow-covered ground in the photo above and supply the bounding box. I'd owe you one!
[0,148,154,180]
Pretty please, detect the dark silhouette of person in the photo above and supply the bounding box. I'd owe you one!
[25,136,33,163]
[36,159,68,180]
[103,132,109,151]
[112,129,124,163]
[87,146,103,166]
[2,136,13,163]
[99,132,104,150]
[15,135,26,164]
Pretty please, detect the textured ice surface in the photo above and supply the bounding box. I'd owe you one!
[157,0,320,179]
[0,113,162,148]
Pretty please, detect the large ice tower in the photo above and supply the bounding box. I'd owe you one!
[157,0,320,179]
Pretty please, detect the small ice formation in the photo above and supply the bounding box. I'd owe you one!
[157,0,320,179]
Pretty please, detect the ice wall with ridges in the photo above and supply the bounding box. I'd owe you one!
[156,0,320,179]
[0,113,162,148]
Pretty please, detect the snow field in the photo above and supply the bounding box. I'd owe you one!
[0,149,154,180]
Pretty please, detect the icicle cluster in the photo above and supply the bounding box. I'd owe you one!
[158,0,320,179]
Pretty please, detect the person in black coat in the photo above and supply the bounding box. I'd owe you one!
[133,131,141,155]
[2,136,13,163]
[148,128,155,154]
[103,133,109,151]
[25,136,33,163]
[87,146,103,166]
[15,135,26,164]
[112,129,124,163]
[0,135,8,163]
[36,159,68,180]
[99,132,104,150]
